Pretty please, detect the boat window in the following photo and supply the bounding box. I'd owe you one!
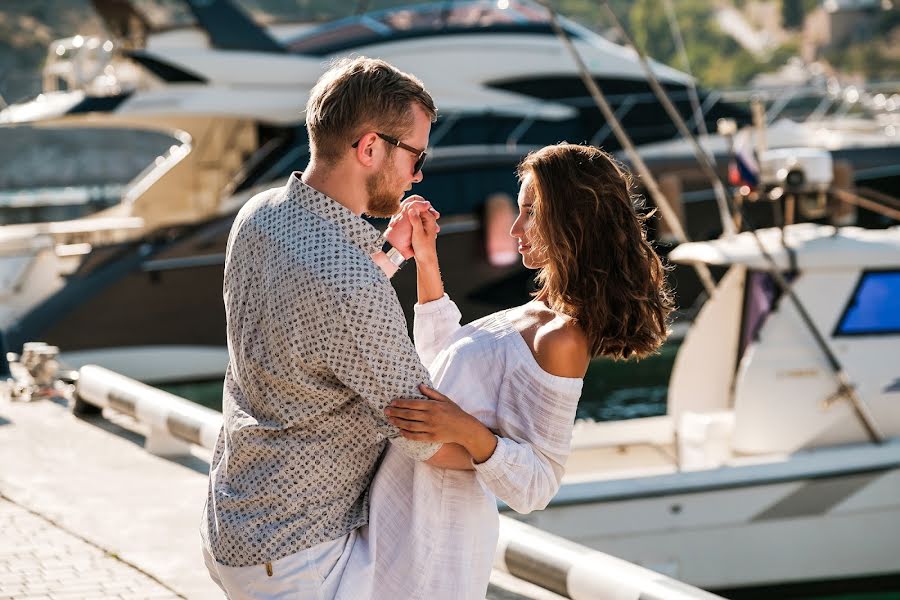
[834,270,900,336]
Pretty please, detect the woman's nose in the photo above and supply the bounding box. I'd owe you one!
[509,215,523,238]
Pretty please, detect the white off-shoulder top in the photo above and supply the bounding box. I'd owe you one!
[335,295,583,600]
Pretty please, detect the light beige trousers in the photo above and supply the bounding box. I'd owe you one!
[202,531,357,600]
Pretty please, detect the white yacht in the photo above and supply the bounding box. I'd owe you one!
[519,223,900,594]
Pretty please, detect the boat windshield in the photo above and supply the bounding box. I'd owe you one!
[0,126,177,225]
[286,0,561,55]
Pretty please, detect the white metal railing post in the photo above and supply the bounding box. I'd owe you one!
[75,365,221,456]
[497,516,726,599]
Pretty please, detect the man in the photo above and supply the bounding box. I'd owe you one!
[201,56,471,599]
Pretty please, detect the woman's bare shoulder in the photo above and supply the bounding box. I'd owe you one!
[532,317,590,378]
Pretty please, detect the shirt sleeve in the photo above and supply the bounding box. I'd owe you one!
[322,278,442,462]
[473,367,583,513]
[412,294,463,369]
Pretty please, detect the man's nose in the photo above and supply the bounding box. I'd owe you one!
[412,169,424,184]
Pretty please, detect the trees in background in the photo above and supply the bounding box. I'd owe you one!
[627,0,798,88]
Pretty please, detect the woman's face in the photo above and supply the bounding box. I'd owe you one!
[510,175,543,269]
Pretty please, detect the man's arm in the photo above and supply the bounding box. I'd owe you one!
[320,275,460,463]
[371,250,401,279]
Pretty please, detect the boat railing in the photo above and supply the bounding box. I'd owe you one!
[120,138,193,210]
[589,94,637,147]
[0,184,127,226]
[62,363,724,600]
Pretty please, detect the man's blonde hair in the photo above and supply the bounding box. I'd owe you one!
[305,56,437,162]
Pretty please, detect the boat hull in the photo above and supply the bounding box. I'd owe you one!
[507,442,900,591]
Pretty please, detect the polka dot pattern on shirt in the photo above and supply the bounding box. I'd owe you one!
[203,174,439,568]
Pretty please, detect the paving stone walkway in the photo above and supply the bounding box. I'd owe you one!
[0,497,181,600]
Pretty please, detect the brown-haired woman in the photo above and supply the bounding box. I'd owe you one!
[336,143,674,599]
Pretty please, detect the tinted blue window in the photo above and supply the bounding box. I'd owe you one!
[836,271,900,335]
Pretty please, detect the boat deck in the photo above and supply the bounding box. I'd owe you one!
[0,395,564,600]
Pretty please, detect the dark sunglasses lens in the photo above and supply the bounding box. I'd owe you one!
[414,154,427,175]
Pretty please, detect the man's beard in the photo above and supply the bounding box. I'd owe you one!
[365,159,402,218]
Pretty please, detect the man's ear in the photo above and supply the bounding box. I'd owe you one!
[355,132,379,168]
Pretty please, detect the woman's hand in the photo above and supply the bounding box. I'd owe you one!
[408,202,439,265]
[386,385,498,463]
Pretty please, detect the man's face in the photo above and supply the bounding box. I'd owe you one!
[364,103,431,218]
[365,151,403,218]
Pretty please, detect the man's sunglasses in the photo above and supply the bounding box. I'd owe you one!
[352,132,428,175]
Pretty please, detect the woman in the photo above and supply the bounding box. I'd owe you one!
[337,143,673,599]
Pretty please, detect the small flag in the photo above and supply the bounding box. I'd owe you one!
[729,127,759,188]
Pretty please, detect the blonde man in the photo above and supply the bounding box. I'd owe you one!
[201,57,471,599]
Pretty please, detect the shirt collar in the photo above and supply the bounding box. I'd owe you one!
[287,172,383,255]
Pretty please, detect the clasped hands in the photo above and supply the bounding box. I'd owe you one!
[384,196,440,260]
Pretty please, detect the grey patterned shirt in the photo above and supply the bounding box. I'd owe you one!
[204,173,440,567]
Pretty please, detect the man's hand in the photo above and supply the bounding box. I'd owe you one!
[384,196,439,260]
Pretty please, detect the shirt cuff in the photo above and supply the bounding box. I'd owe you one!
[472,435,508,481]
[413,293,452,314]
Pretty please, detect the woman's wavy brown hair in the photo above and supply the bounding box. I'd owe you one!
[518,143,674,360]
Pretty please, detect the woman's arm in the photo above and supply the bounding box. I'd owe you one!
[408,206,444,304]
[407,206,464,367]
[425,442,476,470]
[387,385,574,514]
[386,387,568,513]
[469,437,565,514]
